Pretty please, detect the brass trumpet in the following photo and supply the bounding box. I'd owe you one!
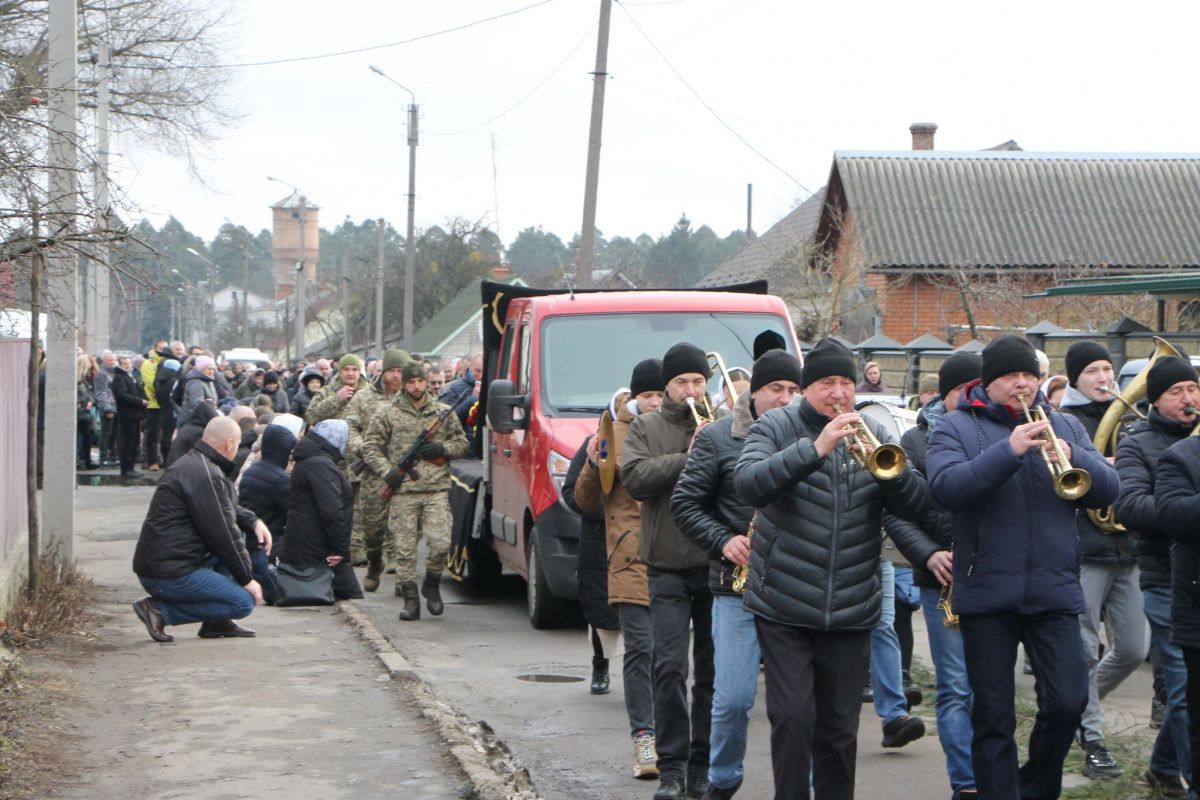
[831,403,906,480]
[937,582,959,629]
[1016,393,1092,500]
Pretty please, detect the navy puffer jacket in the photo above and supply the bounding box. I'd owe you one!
[733,398,930,631]
[1114,410,1192,592]
[927,381,1119,617]
[238,425,296,542]
[1153,437,1200,649]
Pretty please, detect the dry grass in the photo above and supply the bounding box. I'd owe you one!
[1,549,95,651]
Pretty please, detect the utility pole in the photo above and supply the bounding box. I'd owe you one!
[404,104,417,350]
[240,239,251,339]
[295,195,307,361]
[576,0,612,290]
[341,250,350,354]
[747,183,754,243]
[376,218,385,356]
[87,40,111,355]
[45,0,78,559]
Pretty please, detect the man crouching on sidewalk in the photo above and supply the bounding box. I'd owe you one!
[132,416,266,642]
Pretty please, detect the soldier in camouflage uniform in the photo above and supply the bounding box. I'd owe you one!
[345,348,412,591]
[362,361,468,621]
[306,353,368,561]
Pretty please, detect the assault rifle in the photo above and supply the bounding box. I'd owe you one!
[377,406,455,501]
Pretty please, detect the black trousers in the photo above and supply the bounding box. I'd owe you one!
[100,412,118,461]
[1180,647,1200,797]
[648,565,714,780]
[143,408,162,467]
[959,612,1087,800]
[755,617,870,800]
[118,416,141,473]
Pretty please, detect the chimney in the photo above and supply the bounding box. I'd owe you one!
[910,122,937,151]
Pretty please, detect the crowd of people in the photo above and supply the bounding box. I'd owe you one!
[113,329,1200,800]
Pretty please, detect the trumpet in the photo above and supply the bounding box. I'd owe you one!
[1016,393,1092,500]
[686,396,715,426]
[831,403,906,480]
[937,582,959,629]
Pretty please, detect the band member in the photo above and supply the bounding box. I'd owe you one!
[1058,341,1146,777]
[623,343,718,800]
[733,337,930,800]
[672,349,802,799]
[574,358,665,781]
[1115,356,1200,798]
[886,352,983,800]
[927,334,1119,800]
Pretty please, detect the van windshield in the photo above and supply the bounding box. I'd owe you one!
[540,311,793,413]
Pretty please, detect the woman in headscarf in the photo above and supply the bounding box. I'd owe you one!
[277,419,363,600]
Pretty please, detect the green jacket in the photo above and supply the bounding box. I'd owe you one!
[306,374,362,426]
[343,376,388,476]
[361,391,469,494]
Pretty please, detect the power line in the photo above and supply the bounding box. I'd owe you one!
[161,1,557,70]
[424,22,596,136]
[615,1,810,194]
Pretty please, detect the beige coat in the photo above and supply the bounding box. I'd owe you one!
[575,393,649,607]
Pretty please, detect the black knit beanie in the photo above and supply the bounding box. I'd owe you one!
[938,352,983,399]
[661,343,711,385]
[981,335,1039,386]
[1147,356,1199,404]
[754,330,787,360]
[629,358,665,397]
[1065,341,1112,387]
[800,338,857,389]
[263,370,280,386]
[750,350,803,392]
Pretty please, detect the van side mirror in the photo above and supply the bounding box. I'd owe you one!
[487,378,529,434]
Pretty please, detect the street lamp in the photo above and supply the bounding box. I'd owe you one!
[185,247,218,347]
[369,64,418,351]
[170,270,194,345]
[267,176,309,360]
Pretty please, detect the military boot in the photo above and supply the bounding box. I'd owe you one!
[363,556,383,593]
[399,582,421,621]
[422,571,444,616]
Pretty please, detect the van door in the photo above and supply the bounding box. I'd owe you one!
[488,317,526,563]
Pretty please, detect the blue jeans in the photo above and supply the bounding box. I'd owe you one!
[139,565,255,627]
[708,593,761,790]
[895,566,921,609]
[1144,587,1191,782]
[960,612,1087,800]
[920,586,976,796]
[871,560,907,725]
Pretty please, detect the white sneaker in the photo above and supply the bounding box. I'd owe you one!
[633,729,659,780]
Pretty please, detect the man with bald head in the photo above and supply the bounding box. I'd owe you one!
[133,416,269,642]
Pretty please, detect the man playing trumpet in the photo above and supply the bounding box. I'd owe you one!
[927,334,1119,800]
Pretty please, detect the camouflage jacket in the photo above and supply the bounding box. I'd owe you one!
[306,374,364,426]
[361,390,468,494]
[343,376,389,476]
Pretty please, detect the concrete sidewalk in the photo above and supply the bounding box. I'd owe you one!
[52,485,511,800]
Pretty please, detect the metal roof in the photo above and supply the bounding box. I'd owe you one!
[1029,272,1200,299]
[825,151,1200,270]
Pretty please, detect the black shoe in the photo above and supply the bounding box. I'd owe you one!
[1151,696,1166,729]
[1145,768,1187,799]
[421,571,444,616]
[590,655,610,695]
[903,670,923,710]
[1082,740,1122,778]
[132,597,173,643]
[701,780,741,800]
[881,715,925,748]
[197,620,256,638]
[653,776,686,800]
[686,765,710,798]
[1023,655,1035,676]
[121,469,142,479]
[862,675,874,704]
[399,582,421,621]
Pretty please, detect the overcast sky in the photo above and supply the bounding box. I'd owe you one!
[113,0,1200,248]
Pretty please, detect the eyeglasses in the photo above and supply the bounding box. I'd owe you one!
[429,380,444,388]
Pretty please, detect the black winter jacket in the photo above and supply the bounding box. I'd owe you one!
[1114,410,1192,592]
[238,425,296,543]
[927,381,1119,617]
[133,440,256,585]
[733,398,930,631]
[622,394,714,571]
[166,403,219,467]
[1059,397,1134,562]
[154,364,180,420]
[884,402,954,591]
[279,431,354,565]
[672,390,757,596]
[565,435,619,630]
[111,367,146,421]
[1154,437,1200,649]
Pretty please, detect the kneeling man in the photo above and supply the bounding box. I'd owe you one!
[132,416,266,642]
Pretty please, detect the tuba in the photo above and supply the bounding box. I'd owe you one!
[1090,336,1184,533]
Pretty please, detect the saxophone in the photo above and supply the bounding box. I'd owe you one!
[731,512,757,594]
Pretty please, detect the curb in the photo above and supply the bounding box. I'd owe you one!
[338,601,543,800]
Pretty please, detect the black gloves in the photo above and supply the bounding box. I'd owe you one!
[419,442,445,460]
[383,470,404,490]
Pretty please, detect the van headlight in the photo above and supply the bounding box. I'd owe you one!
[549,450,571,500]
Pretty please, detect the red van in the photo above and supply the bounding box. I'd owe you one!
[456,281,800,627]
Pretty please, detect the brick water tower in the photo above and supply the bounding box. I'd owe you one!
[270,191,320,300]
